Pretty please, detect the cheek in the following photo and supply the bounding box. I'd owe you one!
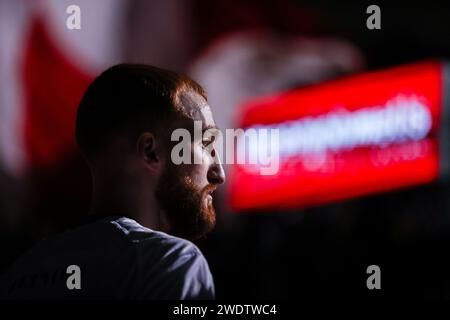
[184,145,210,186]
[179,165,209,189]
[191,143,215,165]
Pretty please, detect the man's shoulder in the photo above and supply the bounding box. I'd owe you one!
[7,215,201,265]
[0,216,214,299]
[108,217,215,299]
[108,216,200,256]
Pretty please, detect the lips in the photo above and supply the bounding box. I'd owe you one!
[204,186,216,201]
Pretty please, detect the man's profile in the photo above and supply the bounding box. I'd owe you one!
[0,64,225,299]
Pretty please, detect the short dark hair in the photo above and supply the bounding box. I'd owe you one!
[75,63,206,159]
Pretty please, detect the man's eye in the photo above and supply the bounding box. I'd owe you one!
[202,140,213,148]
[202,135,216,148]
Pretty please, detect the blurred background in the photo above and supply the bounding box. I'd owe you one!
[1,0,450,299]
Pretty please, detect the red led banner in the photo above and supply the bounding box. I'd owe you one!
[228,61,444,211]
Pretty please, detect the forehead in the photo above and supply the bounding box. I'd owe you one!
[177,90,215,128]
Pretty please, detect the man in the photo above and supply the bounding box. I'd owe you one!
[0,64,225,299]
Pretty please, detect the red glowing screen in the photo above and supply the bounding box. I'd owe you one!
[228,61,444,211]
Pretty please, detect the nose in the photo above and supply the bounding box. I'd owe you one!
[207,162,226,185]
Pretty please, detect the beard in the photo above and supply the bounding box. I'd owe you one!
[154,164,216,241]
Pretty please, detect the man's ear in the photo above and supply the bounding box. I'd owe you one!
[137,132,163,172]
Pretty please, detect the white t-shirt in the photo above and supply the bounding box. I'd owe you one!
[0,216,215,299]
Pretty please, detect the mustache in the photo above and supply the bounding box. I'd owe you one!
[201,184,217,197]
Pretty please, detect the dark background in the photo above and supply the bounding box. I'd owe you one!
[2,0,450,299]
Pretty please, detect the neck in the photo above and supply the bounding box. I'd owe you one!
[89,176,166,232]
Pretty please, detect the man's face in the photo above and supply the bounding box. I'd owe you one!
[155,90,225,240]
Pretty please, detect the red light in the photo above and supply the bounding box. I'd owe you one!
[228,61,443,211]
